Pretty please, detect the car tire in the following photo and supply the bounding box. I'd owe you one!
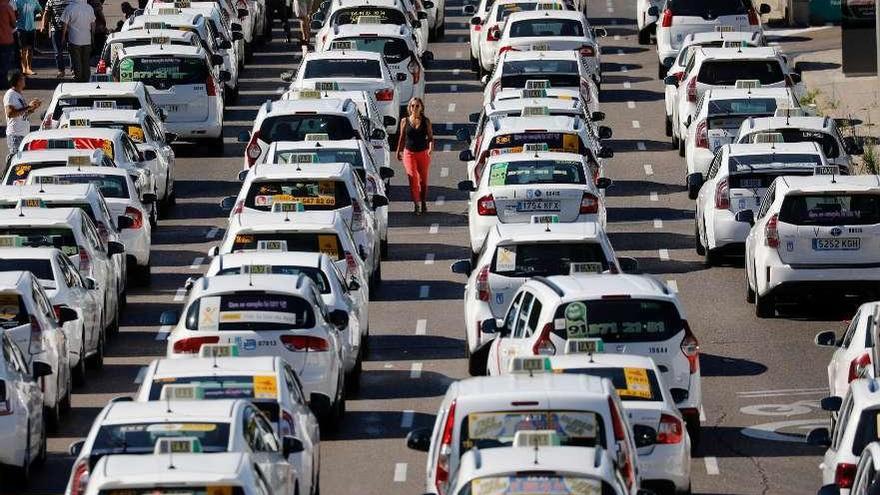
[470,54,479,73]
[686,419,700,451]
[380,238,389,259]
[205,135,225,156]
[665,115,673,136]
[133,262,151,287]
[225,85,239,105]
[658,62,668,79]
[59,373,72,414]
[694,223,705,256]
[108,307,120,338]
[746,271,756,303]
[678,136,686,157]
[45,402,60,434]
[638,28,650,45]
[755,290,774,318]
[671,129,679,149]
[346,357,362,395]
[87,328,105,370]
[5,420,31,489]
[370,261,382,291]
[72,337,87,387]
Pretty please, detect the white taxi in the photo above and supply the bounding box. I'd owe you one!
[816,302,879,402]
[95,28,202,75]
[473,97,609,143]
[481,50,597,107]
[42,82,164,130]
[312,0,429,53]
[491,86,602,119]
[477,0,573,74]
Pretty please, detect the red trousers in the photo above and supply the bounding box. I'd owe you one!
[403,149,431,203]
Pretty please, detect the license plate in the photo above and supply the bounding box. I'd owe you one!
[532,43,549,50]
[516,200,560,212]
[812,238,861,250]
[739,178,762,188]
[163,105,182,112]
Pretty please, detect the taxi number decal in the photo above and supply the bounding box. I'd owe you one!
[622,368,652,399]
[495,246,516,272]
[318,234,339,258]
[253,375,277,399]
[564,302,588,339]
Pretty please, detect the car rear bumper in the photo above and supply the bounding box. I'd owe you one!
[639,443,691,491]
[767,264,880,297]
[710,212,750,250]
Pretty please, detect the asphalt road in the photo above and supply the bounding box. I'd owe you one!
[4,0,852,493]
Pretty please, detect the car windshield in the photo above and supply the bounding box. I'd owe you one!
[231,232,345,260]
[552,299,684,343]
[708,98,780,116]
[666,0,750,17]
[91,422,231,454]
[460,410,605,452]
[216,265,331,293]
[779,194,880,226]
[510,19,584,37]
[491,242,610,277]
[147,374,280,401]
[244,180,351,212]
[52,96,141,120]
[698,60,785,86]
[557,367,665,402]
[304,59,381,79]
[332,7,407,25]
[0,228,79,256]
[46,174,129,199]
[259,115,357,143]
[457,475,609,495]
[487,160,585,185]
[274,149,364,169]
[184,292,316,330]
[115,56,209,90]
[0,259,54,282]
[335,37,411,64]
[5,162,67,185]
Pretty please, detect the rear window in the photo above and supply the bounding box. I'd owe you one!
[728,170,811,189]
[274,148,364,169]
[91,422,231,454]
[557,367,664,402]
[698,60,785,86]
[460,410,606,452]
[495,2,541,21]
[0,228,79,256]
[23,137,114,159]
[5,162,66,185]
[303,59,381,79]
[728,153,822,173]
[46,174,129,199]
[501,73,581,90]
[708,98,780,116]
[503,59,578,76]
[85,122,148,143]
[231,232,344,260]
[457,475,611,495]
[184,292,316,330]
[244,180,351,212]
[259,115,357,143]
[0,293,27,329]
[103,39,193,62]
[552,298,684,342]
[115,56,209,89]
[331,7,407,25]
[491,242,611,276]
[146,374,280,401]
[779,194,880,226]
[100,489,245,495]
[510,19,584,37]
[0,259,54,282]
[487,160,585,186]
[488,133,583,154]
[335,37,411,64]
[746,129,840,159]
[667,0,750,17]
[216,265,330,293]
[52,96,141,120]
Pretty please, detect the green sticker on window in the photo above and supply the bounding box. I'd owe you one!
[488,163,508,186]
[119,58,134,82]
[565,302,588,339]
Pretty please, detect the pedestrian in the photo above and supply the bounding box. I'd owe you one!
[13,0,40,75]
[41,0,69,78]
[396,97,434,215]
[116,1,133,31]
[4,71,40,163]
[87,0,104,52]
[60,0,93,82]
[0,0,14,89]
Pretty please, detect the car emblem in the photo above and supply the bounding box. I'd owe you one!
[831,227,842,237]
[786,240,795,252]
[616,344,625,352]
[526,189,534,199]
[534,190,542,197]
[495,292,504,304]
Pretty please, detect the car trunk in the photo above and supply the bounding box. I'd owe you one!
[493,184,585,223]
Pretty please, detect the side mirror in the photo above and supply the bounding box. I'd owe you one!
[238,130,251,143]
[142,193,157,204]
[329,309,349,329]
[371,128,387,140]
[406,427,431,452]
[670,388,689,403]
[789,73,802,84]
[759,3,771,14]
[686,173,704,200]
[457,180,475,192]
[468,112,480,124]
[463,4,476,14]
[685,116,692,127]
[69,440,85,457]
[83,277,97,290]
[423,0,435,8]
[632,424,657,448]
[282,436,305,457]
[237,7,248,18]
[480,318,499,335]
[597,126,612,139]
[596,177,612,189]
[455,127,471,143]
[469,15,481,25]
[734,209,755,226]
[220,196,238,212]
[821,396,843,412]
[164,132,178,143]
[806,427,832,447]
[57,306,78,324]
[238,169,249,181]
[379,167,395,180]
[108,241,125,256]
[219,70,231,82]
[412,19,423,28]
[480,74,489,86]
[814,330,837,347]
[348,279,360,291]
[459,150,475,162]
[597,147,614,159]
[450,259,472,276]
[117,215,134,229]
[140,149,158,162]
[591,111,605,122]
[594,27,607,37]
[207,245,219,258]
[159,309,180,326]
[421,51,434,65]
[383,115,396,127]
[218,38,232,49]
[231,23,242,32]
[184,276,196,291]
[319,1,328,10]
[371,195,389,208]
[280,71,294,83]
[232,31,245,41]
[619,256,639,273]
[647,5,659,15]
[663,75,679,86]
[396,72,408,82]
[417,11,428,19]
[32,361,52,379]
[844,136,865,155]
[310,19,323,30]
[211,54,224,66]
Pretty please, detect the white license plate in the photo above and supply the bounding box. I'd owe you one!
[812,238,861,250]
[163,105,183,112]
[516,200,560,212]
[532,43,550,50]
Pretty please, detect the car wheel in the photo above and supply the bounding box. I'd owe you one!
[370,261,382,291]
[133,262,151,287]
[205,135,225,156]
[380,238,388,259]
[346,356,362,395]
[45,402,60,434]
[694,222,705,255]
[678,136,686,157]
[671,128,679,149]
[72,338,87,387]
[638,28,650,45]
[108,307,120,338]
[685,419,700,451]
[755,290,775,318]
[746,270,756,303]
[658,61,668,79]
[5,420,31,489]
[665,115,673,136]
[470,54,479,72]
[88,327,105,370]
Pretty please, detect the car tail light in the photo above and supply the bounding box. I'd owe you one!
[281,335,330,352]
[579,45,595,57]
[236,0,248,11]
[375,88,394,101]
[53,304,67,323]
[580,192,599,214]
[351,201,364,231]
[836,463,857,489]
[345,251,358,276]
[69,459,90,495]
[695,119,709,149]
[78,247,91,272]
[486,25,500,41]
[607,397,635,487]
[764,213,779,248]
[475,265,489,301]
[477,194,496,216]
[532,323,556,355]
[498,46,517,55]
[172,336,220,354]
[96,59,107,74]
[281,409,295,436]
[231,199,244,215]
[849,353,872,382]
[205,75,218,97]
[407,57,421,84]
[673,71,685,82]
[747,8,759,25]
[660,8,673,27]
[435,399,457,494]
[96,221,109,242]
[124,206,144,229]
[714,177,729,209]
[656,414,684,444]
[687,77,697,103]
[680,320,699,373]
[245,130,262,167]
[366,176,377,195]
[490,79,502,100]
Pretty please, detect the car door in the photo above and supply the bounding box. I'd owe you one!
[243,405,292,493]
[497,291,534,372]
[488,291,522,374]
[58,254,100,353]
[2,333,39,460]
[282,364,318,487]
[81,217,115,319]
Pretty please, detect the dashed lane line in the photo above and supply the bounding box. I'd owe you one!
[394,463,408,482]
[410,363,423,378]
[190,257,204,269]
[667,280,679,293]
[653,219,663,229]
[134,366,147,384]
[632,120,640,129]
[623,81,631,89]
[627,101,636,109]
[637,141,646,151]
[659,249,670,261]
[705,457,720,475]
[206,227,219,239]
[416,319,427,335]
[156,325,171,341]
[174,287,187,302]
[643,164,653,176]
[448,103,456,113]
[435,195,446,206]
[649,192,658,201]
[451,84,458,92]
[429,223,439,234]
[425,253,435,265]
[440,167,449,177]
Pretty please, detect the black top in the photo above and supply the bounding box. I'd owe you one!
[403,117,430,152]
[45,0,70,31]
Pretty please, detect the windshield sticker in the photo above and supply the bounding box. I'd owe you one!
[198,296,221,331]
[489,163,509,186]
[253,375,277,399]
[563,134,578,152]
[496,246,516,272]
[317,234,339,258]
[564,302,588,339]
[622,368,652,399]
[118,58,135,81]
[0,294,19,324]
[127,126,145,142]
[467,411,597,443]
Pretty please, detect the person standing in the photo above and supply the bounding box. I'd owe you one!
[4,71,40,163]
[41,0,69,78]
[13,0,40,75]
[0,0,15,89]
[60,0,93,82]
[396,97,434,215]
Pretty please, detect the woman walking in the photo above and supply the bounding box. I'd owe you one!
[14,0,41,75]
[396,97,434,215]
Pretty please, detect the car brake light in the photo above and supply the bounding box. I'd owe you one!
[53,304,66,323]
[281,335,329,351]
[532,323,556,355]
[231,199,244,216]
[765,213,779,248]
[375,88,394,101]
[69,459,90,495]
[580,192,599,214]
[407,57,421,84]
[477,194,496,216]
[747,8,759,25]
[475,265,489,301]
[486,25,500,41]
[673,71,685,82]
[351,201,364,231]
[124,206,144,229]
[0,380,9,416]
[172,336,220,354]
[245,130,262,167]
[345,251,358,276]
[490,79,501,100]
[579,45,595,57]
[96,59,107,74]
[687,77,697,103]
[205,75,218,97]
[607,396,635,487]
[498,46,517,55]
[836,463,857,489]
[78,247,91,272]
[661,8,673,27]
[435,399,457,494]
[849,353,872,382]
[680,320,699,373]
[695,119,709,149]
[656,414,684,444]
[714,177,729,209]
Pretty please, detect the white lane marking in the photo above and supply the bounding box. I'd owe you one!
[637,141,646,151]
[442,143,451,152]
[607,6,613,12]
[134,366,147,384]
[425,253,435,265]
[623,81,631,89]
[700,405,706,421]
[206,227,219,239]
[401,410,414,428]
[455,51,463,59]
[621,65,628,73]
[649,192,658,201]
[419,285,430,298]
[275,86,285,94]
[416,319,427,335]
[394,463,408,482]
[632,120,640,129]
[617,49,624,55]
[614,34,621,41]
[643,164,653,176]
[384,363,394,368]
[429,223,439,234]
[705,457,720,475]
[441,167,449,177]
[627,101,635,109]
[448,103,456,113]
[451,84,458,92]
[174,287,187,302]
[453,68,460,76]
[653,219,663,229]
[738,388,827,398]
[189,257,204,269]
[445,123,453,131]
[667,279,679,293]
[435,195,446,206]
[659,249,670,261]
[410,363,423,378]
[156,324,171,341]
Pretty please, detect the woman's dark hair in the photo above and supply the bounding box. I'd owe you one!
[7,71,24,88]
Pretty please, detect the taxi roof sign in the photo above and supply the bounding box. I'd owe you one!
[509,356,551,374]
[734,79,761,89]
[198,343,240,358]
[722,40,749,48]
[330,40,356,50]
[67,118,91,128]
[814,164,840,176]
[521,106,550,117]
[93,100,117,109]
[151,36,171,44]
[67,155,92,167]
[525,79,551,90]
[752,132,784,144]
[535,1,564,9]
[530,214,559,224]
[156,7,180,15]
[159,384,205,401]
[565,338,605,355]
[173,0,191,7]
[512,430,561,448]
[293,89,322,99]
[314,81,339,91]
[714,25,735,32]
[304,133,330,141]
[17,198,46,209]
[521,88,547,98]
[523,142,549,151]
[0,235,25,247]
[271,201,305,213]
[257,239,287,251]
[774,106,807,118]
[569,262,602,275]
[357,15,382,24]
[242,264,272,274]
[154,437,203,454]
[144,21,169,30]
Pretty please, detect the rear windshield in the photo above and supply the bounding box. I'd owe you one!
[510,19,584,37]
[728,153,822,173]
[46,174,129,199]
[5,162,67,185]
[488,133,583,154]
[460,410,605,452]
[496,2,542,21]
[779,194,880,226]
[708,98,780,116]
[335,37,411,64]
[698,60,785,86]
[745,129,840,159]
[103,39,193,62]
[245,180,350,212]
[52,96,141,120]
[0,228,79,256]
[557,367,664,402]
[0,259,54,281]
[100,489,245,495]
[231,232,345,260]
[259,115,357,143]
[552,299,684,342]
[458,475,610,495]
[728,170,812,189]
[91,422,230,454]
[23,138,114,159]
[0,293,28,329]
[303,59,381,79]
[491,242,611,276]
[331,7,407,25]
[487,160,585,185]
[501,74,581,90]
[84,122,148,143]
[184,292,316,330]
[274,148,363,169]
[667,0,750,17]
[216,265,330,293]
[146,374,279,401]
[115,56,209,89]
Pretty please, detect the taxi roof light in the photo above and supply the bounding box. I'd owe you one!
[509,356,550,374]
[153,436,203,454]
[565,338,605,355]
[525,79,551,90]
[159,383,205,401]
[734,79,761,89]
[305,133,331,141]
[512,430,562,447]
[753,132,784,144]
[198,343,240,358]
